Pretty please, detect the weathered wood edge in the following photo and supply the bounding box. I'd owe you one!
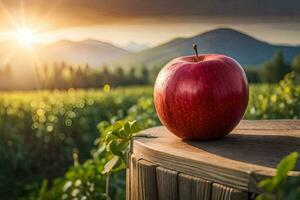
[128,154,144,200]
[132,120,300,194]
[133,142,251,192]
[133,139,299,194]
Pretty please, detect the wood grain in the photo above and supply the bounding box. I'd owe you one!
[126,167,130,200]
[137,159,158,200]
[237,120,300,130]
[178,173,212,200]
[133,120,300,193]
[211,183,249,200]
[156,167,179,200]
[129,154,138,200]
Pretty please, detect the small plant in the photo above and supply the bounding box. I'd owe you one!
[256,152,300,200]
[97,120,141,172]
[96,120,143,199]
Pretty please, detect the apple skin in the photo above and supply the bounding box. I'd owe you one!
[154,54,249,140]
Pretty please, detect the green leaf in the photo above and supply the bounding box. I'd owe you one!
[93,137,102,145]
[108,121,127,138]
[107,140,123,157]
[118,129,128,139]
[118,140,130,163]
[97,142,107,154]
[38,179,48,200]
[258,178,274,192]
[97,121,110,133]
[258,152,299,194]
[130,120,141,133]
[118,140,130,151]
[123,148,131,167]
[111,120,125,132]
[111,161,126,172]
[105,131,117,143]
[124,122,131,134]
[276,152,298,178]
[102,156,120,174]
[103,120,124,135]
[111,130,122,138]
[100,120,142,175]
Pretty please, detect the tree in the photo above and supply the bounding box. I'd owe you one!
[292,54,300,83]
[81,64,90,88]
[260,51,291,83]
[114,66,125,86]
[292,54,300,73]
[98,65,111,86]
[125,67,137,85]
[245,68,260,83]
[136,66,149,85]
[148,65,161,84]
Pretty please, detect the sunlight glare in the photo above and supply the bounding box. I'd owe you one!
[14,27,38,48]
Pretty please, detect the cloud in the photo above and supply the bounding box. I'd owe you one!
[0,0,299,28]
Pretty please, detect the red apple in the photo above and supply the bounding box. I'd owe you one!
[154,46,248,140]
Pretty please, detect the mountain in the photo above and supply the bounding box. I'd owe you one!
[0,39,130,71]
[39,39,130,67]
[124,42,149,52]
[0,39,131,89]
[116,28,300,67]
[1,28,300,72]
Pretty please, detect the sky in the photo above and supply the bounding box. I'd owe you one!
[42,20,300,48]
[0,0,300,50]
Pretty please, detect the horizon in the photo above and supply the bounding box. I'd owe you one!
[0,0,300,52]
[0,0,299,84]
[2,24,300,53]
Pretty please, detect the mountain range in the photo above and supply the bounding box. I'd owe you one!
[0,39,129,70]
[0,28,300,72]
[118,28,300,68]
[39,39,130,67]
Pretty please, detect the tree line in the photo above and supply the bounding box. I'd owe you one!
[245,51,300,83]
[34,63,160,90]
[0,51,300,90]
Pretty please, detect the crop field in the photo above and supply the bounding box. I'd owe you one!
[0,73,299,199]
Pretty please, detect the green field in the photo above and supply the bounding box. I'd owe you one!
[0,73,299,199]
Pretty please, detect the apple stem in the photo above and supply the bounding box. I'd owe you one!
[193,44,199,61]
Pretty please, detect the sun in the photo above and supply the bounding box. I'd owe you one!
[13,27,39,48]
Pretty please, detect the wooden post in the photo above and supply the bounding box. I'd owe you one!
[156,167,179,200]
[178,173,212,200]
[127,120,300,200]
[137,159,158,200]
[211,183,248,200]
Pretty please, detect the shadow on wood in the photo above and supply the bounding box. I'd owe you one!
[184,134,300,170]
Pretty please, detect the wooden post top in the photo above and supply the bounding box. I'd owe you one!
[132,120,300,193]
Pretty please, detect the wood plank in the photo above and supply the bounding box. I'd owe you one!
[156,167,178,200]
[211,183,248,200]
[237,120,300,130]
[130,154,138,200]
[137,159,158,200]
[126,167,130,200]
[178,173,211,200]
[132,120,300,193]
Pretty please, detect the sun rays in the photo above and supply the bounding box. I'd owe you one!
[12,26,39,48]
[0,0,64,67]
